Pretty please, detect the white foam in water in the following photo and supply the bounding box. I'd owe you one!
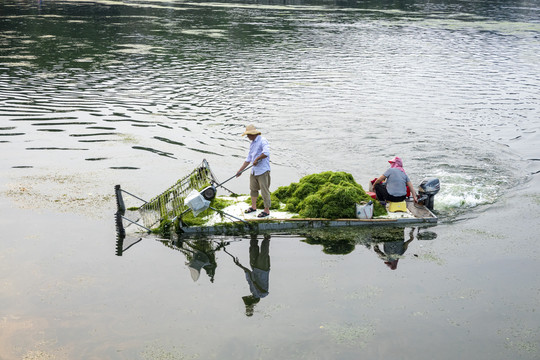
[431,170,503,212]
[436,190,490,209]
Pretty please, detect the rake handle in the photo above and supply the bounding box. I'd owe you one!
[215,164,253,188]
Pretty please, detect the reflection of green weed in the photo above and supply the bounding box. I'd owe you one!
[303,236,356,255]
[299,226,407,255]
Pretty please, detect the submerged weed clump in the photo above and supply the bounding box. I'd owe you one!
[273,171,386,219]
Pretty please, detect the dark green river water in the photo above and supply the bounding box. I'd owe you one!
[1,0,539,358]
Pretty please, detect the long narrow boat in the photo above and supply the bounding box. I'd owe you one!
[177,199,437,236]
[114,160,440,238]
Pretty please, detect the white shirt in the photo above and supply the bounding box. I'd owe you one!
[246,135,270,176]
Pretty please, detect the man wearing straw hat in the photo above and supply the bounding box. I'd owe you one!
[236,124,271,218]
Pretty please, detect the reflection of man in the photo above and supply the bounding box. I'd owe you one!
[374,228,414,270]
[233,234,271,316]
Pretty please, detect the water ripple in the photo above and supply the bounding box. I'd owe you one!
[0,0,538,219]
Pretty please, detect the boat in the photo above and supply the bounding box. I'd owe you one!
[114,160,440,238]
[176,198,438,236]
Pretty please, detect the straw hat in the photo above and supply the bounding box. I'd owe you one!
[242,124,261,136]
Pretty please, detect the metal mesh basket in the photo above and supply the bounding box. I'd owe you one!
[115,159,219,233]
[138,159,217,228]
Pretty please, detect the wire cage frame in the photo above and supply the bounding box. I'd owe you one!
[115,159,219,233]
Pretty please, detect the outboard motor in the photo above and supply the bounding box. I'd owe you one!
[417,178,440,211]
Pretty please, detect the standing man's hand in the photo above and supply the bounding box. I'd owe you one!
[237,161,251,177]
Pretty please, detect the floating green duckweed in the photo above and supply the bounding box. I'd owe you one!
[273,171,386,219]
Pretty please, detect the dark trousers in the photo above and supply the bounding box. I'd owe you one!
[250,236,270,271]
[374,183,406,202]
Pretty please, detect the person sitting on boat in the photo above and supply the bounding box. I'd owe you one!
[372,156,418,206]
[236,124,271,218]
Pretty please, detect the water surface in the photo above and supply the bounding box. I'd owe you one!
[1,0,539,358]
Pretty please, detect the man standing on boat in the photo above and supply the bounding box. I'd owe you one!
[236,124,271,218]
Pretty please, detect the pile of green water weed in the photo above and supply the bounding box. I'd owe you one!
[273,171,386,219]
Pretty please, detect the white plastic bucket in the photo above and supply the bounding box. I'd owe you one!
[355,201,374,219]
[184,190,211,216]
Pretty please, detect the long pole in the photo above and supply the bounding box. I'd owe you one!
[214,164,253,189]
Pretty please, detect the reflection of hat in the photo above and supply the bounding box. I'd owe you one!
[242,124,261,136]
[384,259,399,270]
